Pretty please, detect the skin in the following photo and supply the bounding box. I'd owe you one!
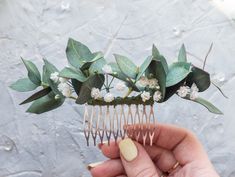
[89,123,220,177]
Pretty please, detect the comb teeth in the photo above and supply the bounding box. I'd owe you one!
[83,104,157,146]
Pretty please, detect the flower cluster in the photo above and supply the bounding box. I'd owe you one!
[177,83,199,100]
[50,72,72,98]
[136,76,160,89]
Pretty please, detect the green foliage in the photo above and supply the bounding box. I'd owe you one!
[152,44,168,74]
[59,67,86,82]
[166,62,191,87]
[183,96,223,114]
[66,38,94,68]
[136,56,152,81]
[114,54,138,79]
[145,59,166,102]
[178,44,187,62]
[20,87,52,105]
[27,92,64,114]
[76,74,105,104]
[10,78,38,92]
[22,58,41,86]
[186,66,210,92]
[89,58,107,75]
[80,52,103,71]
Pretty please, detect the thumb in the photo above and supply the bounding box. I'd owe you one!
[119,138,159,177]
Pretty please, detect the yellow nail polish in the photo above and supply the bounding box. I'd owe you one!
[119,138,138,161]
[87,161,103,170]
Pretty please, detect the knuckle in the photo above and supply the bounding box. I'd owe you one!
[134,167,157,177]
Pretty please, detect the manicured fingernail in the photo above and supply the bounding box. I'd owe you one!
[87,161,103,170]
[119,138,138,162]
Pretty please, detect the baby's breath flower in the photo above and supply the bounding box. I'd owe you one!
[177,86,190,98]
[50,72,59,83]
[91,88,102,99]
[57,83,72,97]
[148,78,160,89]
[59,77,68,83]
[190,83,199,100]
[136,76,149,88]
[104,92,114,102]
[114,82,126,91]
[153,91,162,102]
[141,91,151,102]
[102,64,113,74]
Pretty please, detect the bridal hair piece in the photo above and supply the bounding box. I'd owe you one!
[10,38,225,146]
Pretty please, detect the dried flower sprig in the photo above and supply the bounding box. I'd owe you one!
[9,38,225,114]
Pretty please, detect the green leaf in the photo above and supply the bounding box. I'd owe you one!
[184,96,223,115]
[114,54,138,79]
[10,78,38,92]
[186,66,210,92]
[80,52,104,71]
[89,58,107,75]
[166,62,191,87]
[109,62,128,81]
[178,44,187,62]
[20,87,52,105]
[42,65,48,84]
[27,92,64,114]
[152,44,160,57]
[22,58,41,86]
[71,79,83,96]
[152,45,168,74]
[43,59,63,97]
[136,56,152,80]
[145,60,166,101]
[76,74,105,104]
[164,79,185,101]
[59,67,86,82]
[66,38,94,68]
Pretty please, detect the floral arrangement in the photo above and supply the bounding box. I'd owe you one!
[10,38,225,114]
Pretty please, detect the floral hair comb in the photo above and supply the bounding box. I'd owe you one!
[10,38,225,146]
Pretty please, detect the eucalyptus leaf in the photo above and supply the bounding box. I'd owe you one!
[186,66,210,92]
[76,74,105,104]
[80,52,103,71]
[166,62,191,87]
[71,79,83,96]
[59,67,86,82]
[152,45,168,74]
[22,58,41,86]
[145,60,166,101]
[178,44,187,62]
[136,56,152,80]
[10,78,38,92]
[20,87,52,105]
[164,79,185,101]
[43,59,63,97]
[27,92,64,114]
[66,38,94,68]
[114,54,138,79]
[183,96,223,115]
[89,58,107,75]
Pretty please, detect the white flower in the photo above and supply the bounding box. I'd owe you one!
[114,82,126,91]
[190,83,199,100]
[141,91,151,102]
[104,92,114,102]
[61,87,72,97]
[59,77,68,83]
[177,86,190,98]
[102,64,113,74]
[50,72,59,83]
[153,91,162,102]
[148,78,160,89]
[91,88,102,99]
[57,83,72,97]
[136,76,149,88]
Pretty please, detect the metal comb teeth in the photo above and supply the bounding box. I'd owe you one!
[83,104,157,146]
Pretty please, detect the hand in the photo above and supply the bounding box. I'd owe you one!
[87,123,219,177]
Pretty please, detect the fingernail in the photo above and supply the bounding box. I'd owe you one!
[87,161,103,170]
[119,138,138,162]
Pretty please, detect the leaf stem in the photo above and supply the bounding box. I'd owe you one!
[203,43,213,70]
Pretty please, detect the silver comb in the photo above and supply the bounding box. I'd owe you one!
[83,104,157,146]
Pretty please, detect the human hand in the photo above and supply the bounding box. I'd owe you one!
[87,123,219,177]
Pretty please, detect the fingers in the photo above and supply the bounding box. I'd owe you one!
[88,159,125,177]
[127,123,209,165]
[119,138,159,177]
[100,140,178,173]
